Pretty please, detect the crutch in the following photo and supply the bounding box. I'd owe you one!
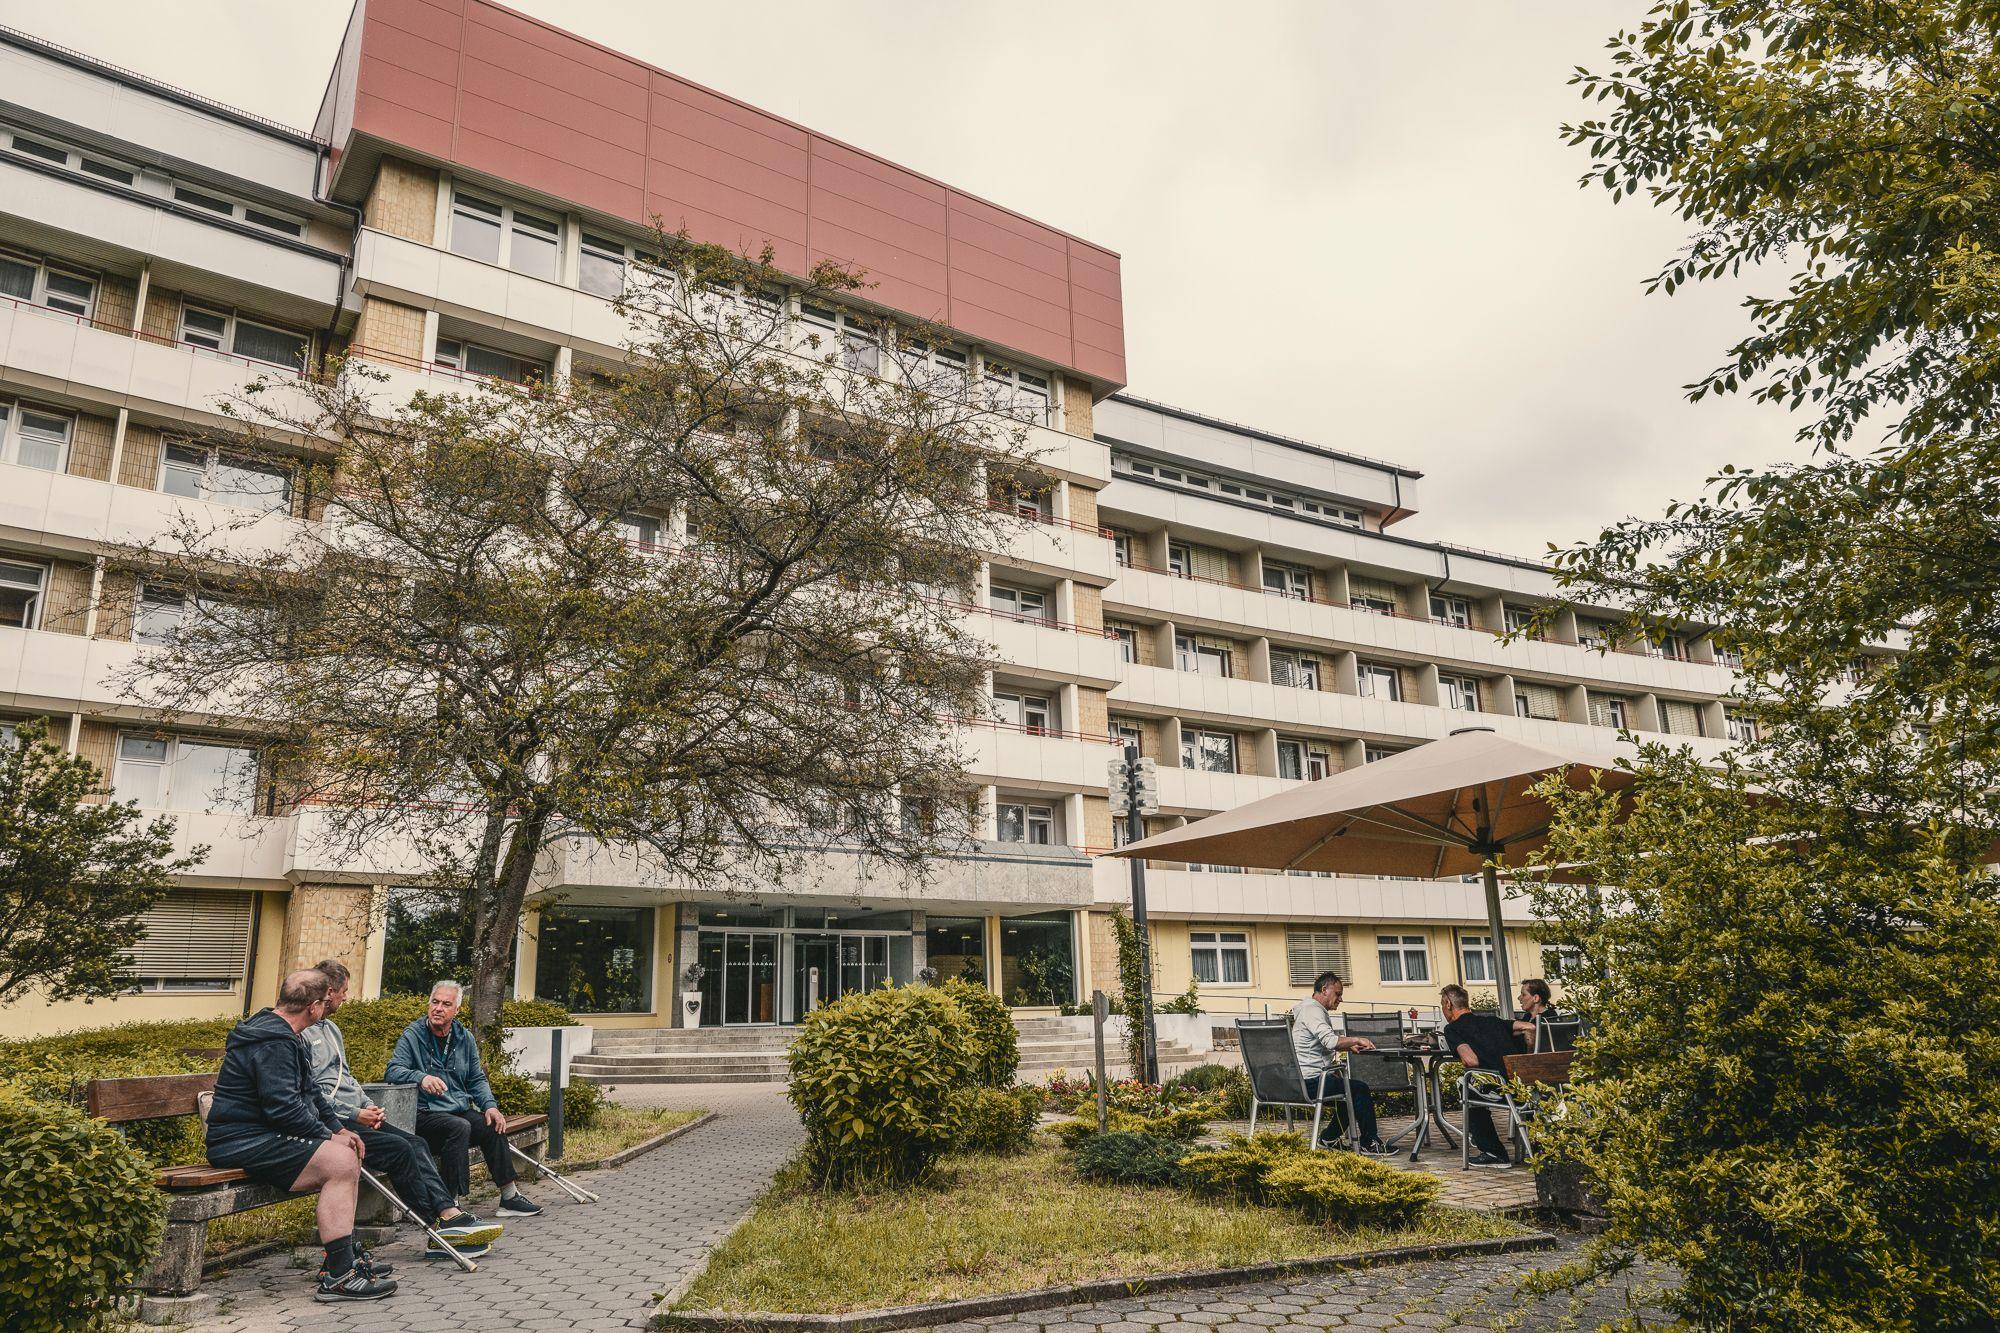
[357,1164,479,1272]
[505,1143,599,1203]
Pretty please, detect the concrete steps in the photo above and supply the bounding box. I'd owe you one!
[571,1018,1220,1086]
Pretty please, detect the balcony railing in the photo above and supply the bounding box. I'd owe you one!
[0,288,310,379]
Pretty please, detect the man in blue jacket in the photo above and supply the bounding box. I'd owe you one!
[207,969,397,1302]
[387,980,541,1217]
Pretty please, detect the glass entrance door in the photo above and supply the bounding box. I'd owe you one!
[788,933,891,1022]
[698,931,780,1025]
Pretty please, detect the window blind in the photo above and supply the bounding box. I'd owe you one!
[1662,699,1703,735]
[1517,682,1562,720]
[125,890,253,979]
[1348,576,1398,605]
[1285,927,1349,986]
[1189,546,1229,581]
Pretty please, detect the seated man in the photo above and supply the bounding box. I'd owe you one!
[303,960,504,1261]
[1441,983,1529,1169]
[1289,971,1391,1153]
[387,980,541,1218]
[205,970,397,1303]
[1510,977,1563,1044]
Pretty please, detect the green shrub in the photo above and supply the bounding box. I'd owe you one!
[940,978,1019,1087]
[1072,1131,1188,1186]
[949,1085,1040,1154]
[1158,981,1202,1016]
[0,1084,164,1332]
[1178,1131,1312,1200]
[1048,1102,1214,1144]
[1167,1063,1252,1119]
[1260,1152,1440,1228]
[787,983,978,1185]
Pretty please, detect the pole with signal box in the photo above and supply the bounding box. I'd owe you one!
[1107,742,1161,1084]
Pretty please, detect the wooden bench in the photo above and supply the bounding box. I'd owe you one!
[87,1073,549,1324]
[1503,1049,1575,1089]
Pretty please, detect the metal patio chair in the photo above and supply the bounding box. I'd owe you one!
[1236,1017,1352,1150]
[1458,1067,1535,1168]
[1535,1015,1584,1053]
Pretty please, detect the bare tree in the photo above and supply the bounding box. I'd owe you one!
[119,236,1040,1034]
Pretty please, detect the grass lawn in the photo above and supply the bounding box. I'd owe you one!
[676,1145,1527,1315]
[204,1105,704,1259]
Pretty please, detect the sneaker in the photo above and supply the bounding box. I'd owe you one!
[315,1266,397,1302]
[312,1250,392,1283]
[495,1192,543,1217]
[425,1240,492,1261]
[1359,1139,1396,1156]
[435,1217,504,1246]
[1468,1152,1514,1169]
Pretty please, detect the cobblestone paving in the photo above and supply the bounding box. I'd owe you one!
[197,1082,799,1332]
[916,1237,1675,1332]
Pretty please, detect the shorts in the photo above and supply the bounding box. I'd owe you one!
[206,1125,327,1190]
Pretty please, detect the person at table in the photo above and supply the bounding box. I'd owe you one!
[1510,977,1561,1043]
[1290,971,1392,1154]
[303,959,503,1261]
[1440,983,1528,1169]
[386,980,543,1218]
[205,969,397,1302]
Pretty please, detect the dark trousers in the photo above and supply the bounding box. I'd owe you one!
[1466,1105,1511,1160]
[416,1108,516,1199]
[345,1117,454,1221]
[1313,1074,1377,1145]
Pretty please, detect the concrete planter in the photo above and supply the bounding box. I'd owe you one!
[1533,1156,1609,1225]
[503,1025,595,1087]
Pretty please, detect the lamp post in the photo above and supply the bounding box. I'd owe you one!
[1108,742,1161,1084]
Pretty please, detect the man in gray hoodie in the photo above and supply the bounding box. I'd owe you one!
[304,960,502,1257]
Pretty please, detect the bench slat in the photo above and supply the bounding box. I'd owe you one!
[157,1164,248,1190]
[88,1073,217,1124]
[1504,1050,1575,1086]
[501,1112,547,1134]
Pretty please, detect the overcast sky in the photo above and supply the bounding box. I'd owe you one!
[0,1,1811,559]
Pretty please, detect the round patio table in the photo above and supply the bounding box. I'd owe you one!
[1376,1046,1460,1161]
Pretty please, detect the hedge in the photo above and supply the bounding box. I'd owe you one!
[940,977,1020,1088]
[1178,1132,1441,1229]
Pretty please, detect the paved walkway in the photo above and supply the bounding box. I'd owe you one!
[1207,1113,1539,1214]
[198,1083,799,1332]
[916,1235,1674,1332]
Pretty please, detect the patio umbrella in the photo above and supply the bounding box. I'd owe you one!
[1109,726,1637,1011]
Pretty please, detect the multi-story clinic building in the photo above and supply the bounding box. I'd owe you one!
[0,1,1749,1043]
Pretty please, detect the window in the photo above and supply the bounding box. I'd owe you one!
[1364,745,1399,764]
[995,800,1056,845]
[124,890,253,991]
[1378,934,1430,983]
[982,359,1051,422]
[1357,662,1402,701]
[987,583,1049,625]
[1725,709,1761,744]
[158,442,293,515]
[1577,621,1611,651]
[0,250,96,319]
[1588,695,1629,729]
[1502,604,1541,639]
[449,191,559,278]
[1440,675,1481,712]
[0,560,45,629]
[434,338,547,384]
[1459,931,1495,984]
[1662,699,1706,736]
[7,130,138,191]
[1111,626,1137,663]
[1277,738,1331,782]
[1285,926,1348,986]
[1543,944,1586,982]
[133,585,188,646]
[1110,532,1133,567]
[1111,452,1362,527]
[534,904,655,1013]
[1175,634,1230,677]
[579,231,637,298]
[1262,561,1311,600]
[1648,635,1687,661]
[1714,646,1744,671]
[615,513,662,552]
[1180,727,1237,774]
[1190,930,1252,985]
[0,403,72,471]
[113,734,257,812]
[901,338,970,398]
[1515,682,1562,721]
[9,133,66,164]
[1270,650,1319,690]
[992,689,1054,735]
[1167,542,1193,577]
[177,303,309,371]
[1110,718,1145,752]
[801,301,880,375]
[1429,594,1471,628]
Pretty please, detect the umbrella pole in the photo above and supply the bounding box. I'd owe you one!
[1481,859,1515,1019]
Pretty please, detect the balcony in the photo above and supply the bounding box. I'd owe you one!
[985,507,1116,582]
[973,605,1125,688]
[0,459,309,560]
[961,719,1119,791]
[1107,559,1735,695]
[151,809,293,885]
[1088,859,1539,923]
[0,625,139,711]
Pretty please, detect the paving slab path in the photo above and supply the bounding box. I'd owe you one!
[196,1082,801,1333]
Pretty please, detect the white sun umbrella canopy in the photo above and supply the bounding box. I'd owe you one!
[1109,727,1637,1010]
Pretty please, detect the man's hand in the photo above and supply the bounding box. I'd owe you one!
[484,1106,507,1132]
[420,1075,449,1095]
[333,1128,366,1160]
[1339,1035,1377,1053]
[356,1105,386,1129]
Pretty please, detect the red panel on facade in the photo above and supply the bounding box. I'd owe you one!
[335,0,1124,387]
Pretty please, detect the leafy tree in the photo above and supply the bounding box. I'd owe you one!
[0,719,199,1005]
[118,234,1037,1038]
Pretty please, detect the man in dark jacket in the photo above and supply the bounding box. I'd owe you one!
[1440,983,1529,1169]
[386,980,541,1217]
[206,969,397,1303]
